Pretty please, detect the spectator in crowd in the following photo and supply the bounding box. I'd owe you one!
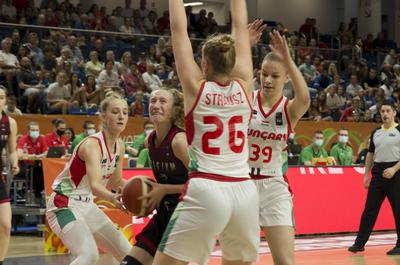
[4,96,22,115]
[121,0,133,18]
[363,67,380,91]
[10,30,21,55]
[64,127,75,154]
[313,67,332,89]
[300,130,328,165]
[304,97,322,121]
[330,128,354,165]
[157,10,170,33]
[328,62,339,78]
[299,55,317,85]
[137,0,149,20]
[74,13,91,29]
[81,74,104,109]
[85,51,103,78]
[142,63,162,92]
[47,71,73,114]
[380,76,395,100]
[326,82,343,121]
[317,91,332,120]
[41,47,57,78]
[1,0,16,22]
[98,60,120,91]
[119,51,132,76]
[382,49,399,67]
[129,90,145,117]
[340,96,363,122]
[381,63,395,82]
[120,17,134,38]
[17,121,48,199]
[26,32,44,69]
[56,47,79,74]
[363,33,375,54]
[93,38,106,62]
[337,84,348,107]
[144,10,159,35]
[126,120,154,157]
[45,118,68,153]
[124,63,145,102]
[346,74,364,97]
[394,64,400,89]
[70,120,96,153]
[363,109,374,122]
[105,50,120,74]
[207,12,218,34]
[0,38,20,95]
[64,34,84,70]
[17,57,44,113]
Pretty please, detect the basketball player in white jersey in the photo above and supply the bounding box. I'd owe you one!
[152,1,259,265]
[248,30,310,265]
[46,94,131,265]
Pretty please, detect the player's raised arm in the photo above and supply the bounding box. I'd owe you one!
[169,0,203,106]
[230,0,253,94]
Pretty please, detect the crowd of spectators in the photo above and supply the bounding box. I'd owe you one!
[0,0,397,122]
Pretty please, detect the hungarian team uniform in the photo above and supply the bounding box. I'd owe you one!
[0,112,10,204]
[46,131,131,263]
[158,80,259,265]
[134,126,189,256]
[248,91,294,227]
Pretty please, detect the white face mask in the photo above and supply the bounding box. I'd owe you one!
[314,139,324,147]
[289,133,295,140]
[339,135,348,143]
[86,129,96,136]
[145,129,153,136]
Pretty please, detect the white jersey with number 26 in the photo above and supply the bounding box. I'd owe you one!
[185,80,252,178]
[248,90,292,178]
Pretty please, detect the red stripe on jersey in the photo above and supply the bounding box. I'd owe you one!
[54,193,69,208]
[0,198,10,204]
[283,98,293,135]
[185,81,206,145]
[189,172,250,182]
[258,92,284,119]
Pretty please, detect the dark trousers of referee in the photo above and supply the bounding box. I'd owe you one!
[355,162,400,247]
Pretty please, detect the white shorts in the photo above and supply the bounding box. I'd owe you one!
[158,177,260,265]
[46,193,110,235]
[255,177,294,227]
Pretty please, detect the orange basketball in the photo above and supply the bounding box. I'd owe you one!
[122,175,154,217]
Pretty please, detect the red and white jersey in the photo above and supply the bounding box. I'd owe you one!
[51,131,120,197]
[185,80,252,178]
[248,90,292,178]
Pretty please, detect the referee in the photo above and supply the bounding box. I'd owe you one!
[348,101,400,255]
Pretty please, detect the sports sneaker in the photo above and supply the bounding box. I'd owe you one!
[387,247,400,255]
[348,245,365,253]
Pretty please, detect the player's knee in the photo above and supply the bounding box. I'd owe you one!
[0,219,11,234]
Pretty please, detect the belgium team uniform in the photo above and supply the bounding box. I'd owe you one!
[158,80,259,265]
[248,91,294,227]
[353,124,400,248]
[0,113,10,204]
[134,126,188,256]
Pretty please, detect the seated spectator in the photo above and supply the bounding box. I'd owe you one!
[17,57,45,113]
[130,90,145,116]
[64,34,84,70]
[351,109,363,122]
[325,83,342,121]
[25,32,44,69]
[47,72,74,114]
[363,33,375,54]
[70,120,96,153]
[346,74,363,97]
[328,62,339,78]
[41,47,57,78]
[142,63,162,92]
[17,121,48,199]
[136,148,151,168]
[300,130,328,166]
[137,52,147,74]
[299,55,317,85]
[85,51,104,78]
[105,50,120,74]
[119,51,132,76]
[207,12,219,34]
[98,60,120,91]
[339,96,363,122]
[363,67,380,92]
[45,118,68,154]
[0,38,20,95]
[304,97,322,121]
[144,10,159,34]
[330,128,354,165]
[380,63,395,82]
[10,30,21,55]
[317,91,332,120]
[120,17,134,40]
[157,10,170,34]
[56,47,79,75]
[382,49,399,67]
[380,76,395,100]
[65,127,75,154]
[124,64,145,101]
[4,95,22,115]
[337,85,347,108]
[356,138,370,165]
[126,120,154,157]
[362,109,373,122]
[394,64,400,89]
[82,74,105,109]
[313,67,332,89]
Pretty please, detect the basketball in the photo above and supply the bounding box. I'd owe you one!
[122,175,154,217]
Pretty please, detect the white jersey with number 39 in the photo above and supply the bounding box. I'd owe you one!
[185,80,252,178]
[248,90,292,178]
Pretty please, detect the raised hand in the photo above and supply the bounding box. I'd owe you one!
[268,29,292,64]
[248,19,267,47]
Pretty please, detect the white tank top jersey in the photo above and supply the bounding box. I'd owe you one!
[51,131,120,197]
[248,90,292,178]
[185,80,252,178]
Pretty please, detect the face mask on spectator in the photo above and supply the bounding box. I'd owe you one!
[86,129,96,136]
[289,133,295,141]
[339,135,349,143]
[29,131,39,139]
[57,129,65,136]
[145,129,153,136]
[314,139,323,147]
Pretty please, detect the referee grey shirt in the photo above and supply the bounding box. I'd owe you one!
[369,124,400,163]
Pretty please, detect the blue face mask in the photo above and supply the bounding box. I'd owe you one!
[339,135,348,143]
[30,131,39,139]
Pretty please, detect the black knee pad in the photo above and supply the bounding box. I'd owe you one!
[120,255,143,265]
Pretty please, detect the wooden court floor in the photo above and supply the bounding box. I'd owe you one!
[5,235,400,265]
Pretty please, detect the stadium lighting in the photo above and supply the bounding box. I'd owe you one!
[184,2,204,7]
